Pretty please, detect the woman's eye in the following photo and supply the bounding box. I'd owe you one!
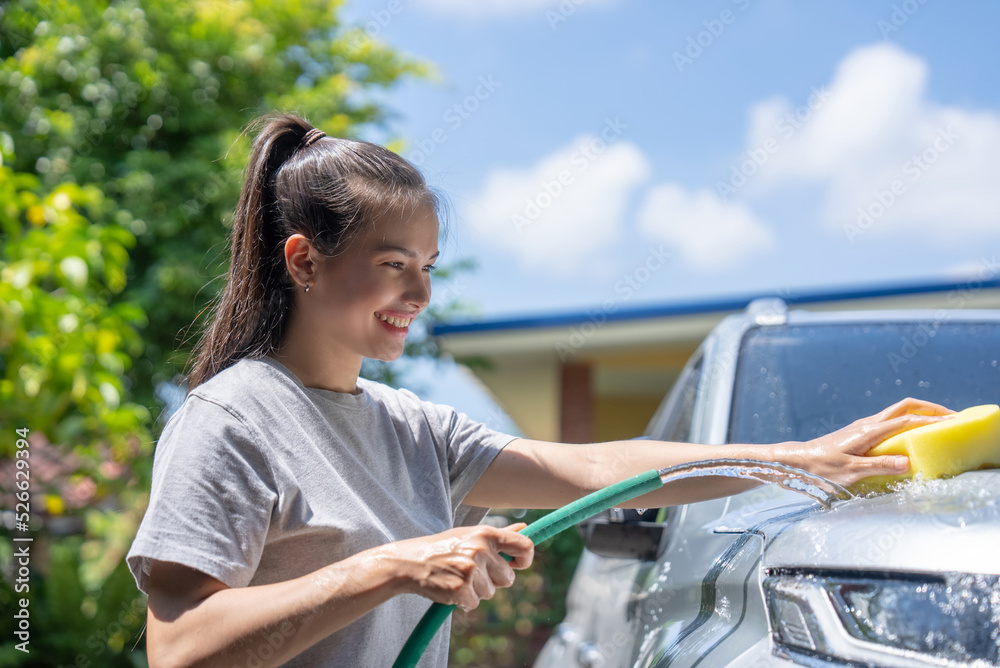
[385,261,404,269]
[423,265,436,274]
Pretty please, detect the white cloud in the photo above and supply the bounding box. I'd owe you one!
[735,43,1000,242]
[414,0,618,19]
[465,44,999,279]
[637,185,775,270]
[463,133,650,276]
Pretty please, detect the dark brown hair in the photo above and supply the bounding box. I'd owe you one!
[186,113,440,389]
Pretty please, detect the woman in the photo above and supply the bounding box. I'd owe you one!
[126,114,953,668]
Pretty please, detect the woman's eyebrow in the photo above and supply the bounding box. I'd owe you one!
[373,245,440,260]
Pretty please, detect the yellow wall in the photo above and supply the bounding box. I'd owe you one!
[593,396,664,442]
[469,347,694,443]
[474,356,561,442]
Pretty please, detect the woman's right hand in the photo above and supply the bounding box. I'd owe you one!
[387,523,534,611]
[775,396,956,486]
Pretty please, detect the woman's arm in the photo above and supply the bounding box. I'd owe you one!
[466,397,956,510]
[145,524,533,668]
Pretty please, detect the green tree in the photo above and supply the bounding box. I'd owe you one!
[0,129,150,666]
[1,0,433,405]
[0,144,147,465]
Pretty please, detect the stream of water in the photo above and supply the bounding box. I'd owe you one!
[653,457,852,508]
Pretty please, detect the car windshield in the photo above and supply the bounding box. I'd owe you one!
[728,321,1000,444]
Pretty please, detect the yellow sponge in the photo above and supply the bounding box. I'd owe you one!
[852,404,1000,494]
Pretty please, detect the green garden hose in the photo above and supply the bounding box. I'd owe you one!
[392,459,848,668]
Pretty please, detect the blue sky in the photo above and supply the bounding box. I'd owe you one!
[336,0,1000,427]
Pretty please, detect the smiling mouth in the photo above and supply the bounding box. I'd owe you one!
[375,312,414,329]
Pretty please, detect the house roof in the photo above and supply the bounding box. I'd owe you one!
[432,275,1000,336]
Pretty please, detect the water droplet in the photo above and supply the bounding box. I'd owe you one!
[865,390,872,397]
[895,379,902,386]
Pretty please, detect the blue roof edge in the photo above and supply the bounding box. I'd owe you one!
[430,276,1000,336]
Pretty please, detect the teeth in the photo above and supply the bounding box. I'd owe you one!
[376,313,412,328]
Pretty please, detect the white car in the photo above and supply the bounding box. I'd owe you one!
[535,298,1000,668]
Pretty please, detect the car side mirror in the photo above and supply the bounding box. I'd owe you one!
[578,508,669,560]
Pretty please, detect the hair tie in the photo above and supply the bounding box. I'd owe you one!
[301,128,326,148]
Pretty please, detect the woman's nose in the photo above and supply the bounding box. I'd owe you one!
[404,270,431,309]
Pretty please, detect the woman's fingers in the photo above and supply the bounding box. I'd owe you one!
[843,403,958,483]
[858,453,910,477]
[832,410,956,459]
[877,396,956,420]
[862,412,956,450]
[467,559,496,605]
[496,524,534,570]
[405,524,535,610]
[461,526,533,607]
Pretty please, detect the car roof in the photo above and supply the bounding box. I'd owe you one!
[717,299,1000,333]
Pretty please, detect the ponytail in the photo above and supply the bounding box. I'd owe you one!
[186,113,439,389]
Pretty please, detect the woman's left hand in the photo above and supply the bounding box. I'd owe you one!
[776,397,956,487]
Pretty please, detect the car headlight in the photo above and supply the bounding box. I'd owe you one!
[763,570,1000,666]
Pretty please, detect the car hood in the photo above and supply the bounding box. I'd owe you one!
[713,471,1000,575]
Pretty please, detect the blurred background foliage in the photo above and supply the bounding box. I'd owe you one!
[0,0,578,665]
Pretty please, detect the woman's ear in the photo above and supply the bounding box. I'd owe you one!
[284,234,316,289]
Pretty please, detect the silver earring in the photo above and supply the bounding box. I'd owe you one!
[304,281,310,293]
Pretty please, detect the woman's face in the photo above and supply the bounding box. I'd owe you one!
[305,205,439,364]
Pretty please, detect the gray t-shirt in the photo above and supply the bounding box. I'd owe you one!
[126,356,517,667]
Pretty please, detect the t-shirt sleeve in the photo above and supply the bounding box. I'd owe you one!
[412,395,519,527]
[126,395,278,595]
